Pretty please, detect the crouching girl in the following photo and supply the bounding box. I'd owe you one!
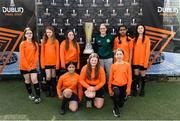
[57,62,83,115]
[80,53,106,109]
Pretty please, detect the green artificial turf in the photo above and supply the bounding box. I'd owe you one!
[0,78,180,120]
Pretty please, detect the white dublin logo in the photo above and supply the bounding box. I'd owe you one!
[10,0,15,7]
[2,0,24,15]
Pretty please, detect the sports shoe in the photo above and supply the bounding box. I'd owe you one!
[28,94,35,101]
[139,90,145,97]
[124,95,128,101]
[34,97,41,104]
[86,100,92,108]
[113,108,120,117]
[60,108,65,115]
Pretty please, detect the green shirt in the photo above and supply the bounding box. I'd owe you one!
[94,34,114,59]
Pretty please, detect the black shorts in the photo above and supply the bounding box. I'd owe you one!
[83,87,105,98]
[45,65,56,69]
[132,65,147,71]
[61,89,79,102]
[20,69,37,75]
[69,93,79,102]
[96,88,105,98]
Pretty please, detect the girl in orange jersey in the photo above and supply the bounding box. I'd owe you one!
[114,25,133,63]
[57,62,83,115]
[60,30,80,73]
[132,24,151,96]
[108,48,132,117]
[80,53,106,109]
[41,26,60,97]
[19,27,41,104]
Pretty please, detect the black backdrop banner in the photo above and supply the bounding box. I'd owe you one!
[0,0,36,74]
[142,0,164,28]
[0,0,180,75]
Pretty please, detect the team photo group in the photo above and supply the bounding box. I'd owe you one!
[19,23,150,117]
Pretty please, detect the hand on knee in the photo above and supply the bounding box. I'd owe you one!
[63,89,72,98]
[85,90,96,98]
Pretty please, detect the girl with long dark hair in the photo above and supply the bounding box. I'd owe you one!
[41,26,59,97]
[114,25,133,63]
[79,53,106,109]
[132,24,151,96]
[60,30,80,72]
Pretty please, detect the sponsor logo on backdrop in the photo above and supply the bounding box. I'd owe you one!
[157,6,179,17]
[1,0,24,16]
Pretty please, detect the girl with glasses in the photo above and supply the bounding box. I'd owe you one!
[19,27,41,104]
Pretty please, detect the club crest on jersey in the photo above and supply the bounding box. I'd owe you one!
[106,39,110,43]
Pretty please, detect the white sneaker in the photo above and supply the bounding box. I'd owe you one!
[113,108,120,117]
[34,97,41,104]
[28,94,35,101]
